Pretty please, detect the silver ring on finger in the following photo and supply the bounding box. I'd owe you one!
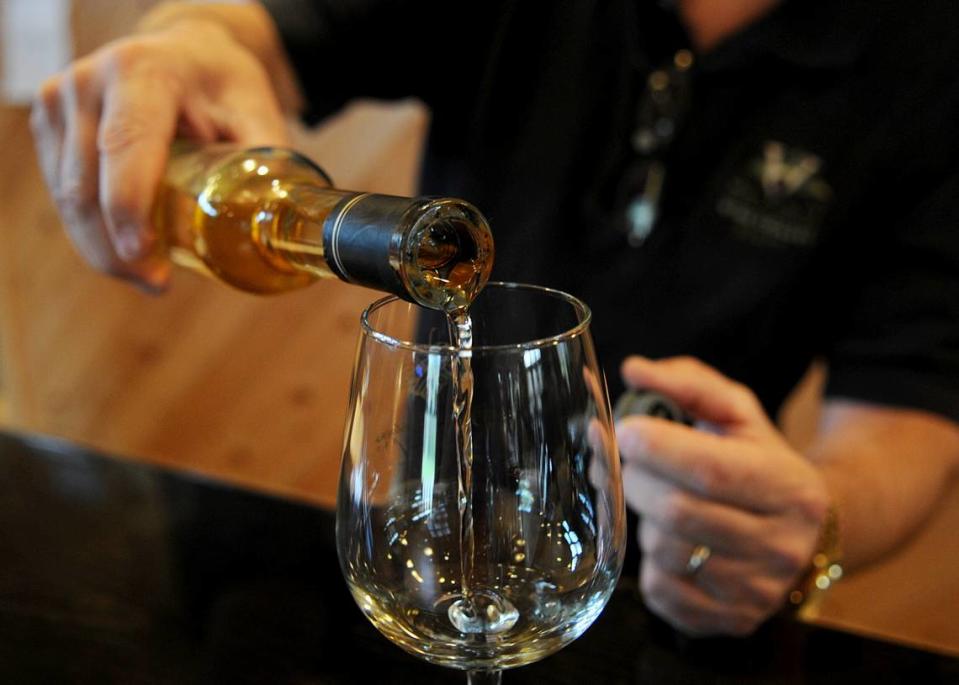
[685,544,712,576]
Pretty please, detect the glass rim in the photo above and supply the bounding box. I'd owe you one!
[360,281,593,353]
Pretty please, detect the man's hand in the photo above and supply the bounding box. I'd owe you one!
[30,3,293,290]
[617,356,830,636]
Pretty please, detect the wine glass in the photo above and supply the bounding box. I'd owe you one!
[336,282,626,684]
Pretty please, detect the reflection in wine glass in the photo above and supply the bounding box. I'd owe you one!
[337,283,625,684]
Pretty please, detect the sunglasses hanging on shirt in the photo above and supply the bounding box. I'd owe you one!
[621,49,694,247]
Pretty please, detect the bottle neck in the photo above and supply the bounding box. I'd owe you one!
[320,192,416,301]
[320,194,494,311]
[252,183,485,310]
[255,184,348,276]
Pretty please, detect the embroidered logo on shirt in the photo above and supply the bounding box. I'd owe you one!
[716,141,833,248]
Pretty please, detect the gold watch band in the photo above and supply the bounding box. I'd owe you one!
[787,503,843,619]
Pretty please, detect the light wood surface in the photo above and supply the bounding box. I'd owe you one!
[1,0,957,656]
[780,365,959,655]
[0,100,427,508]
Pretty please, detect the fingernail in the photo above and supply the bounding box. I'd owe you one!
[116,230,147,261]
[139,262,171,295]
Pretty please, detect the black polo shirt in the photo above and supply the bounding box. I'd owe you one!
[264,0,959,424]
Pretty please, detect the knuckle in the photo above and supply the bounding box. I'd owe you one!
[61,61,96,97]
[633,424,659,455]
[31,77,62,126]
[97,111,152,155]
[659,492,693,532]
[103,39,151,72]
[746,578,785,613]
[36,75,62,106]
[638,522,662,549]
[103,38,182,92]
[694,458,732,494]
[729,381,761,415]
[639,525,668,561]
[632,420,675,461]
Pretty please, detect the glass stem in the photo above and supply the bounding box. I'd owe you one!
[467,670,502,685]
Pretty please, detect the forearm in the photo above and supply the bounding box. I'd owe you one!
[808,400,959,570]
[137,1,304,113]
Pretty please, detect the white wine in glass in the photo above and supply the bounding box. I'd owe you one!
[337,283,626,684]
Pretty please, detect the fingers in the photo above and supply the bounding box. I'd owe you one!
[623,466,768,554]
[641,519,720,577]
[625,462,816,577]
[619,415,794,513]
[639,520,789,609]
[618,355,830,635]
[201,32,291,147]
[621,356,769,429]
[218,84,291,147]
[618,411,830,526]
[29,19,291,291]
[96,52,180,289]
[33,57,157,286]
[639,519,791,635]
[640,556,766,637]
[56,65,123,276]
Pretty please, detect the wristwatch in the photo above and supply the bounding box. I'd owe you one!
[787,503,843,619]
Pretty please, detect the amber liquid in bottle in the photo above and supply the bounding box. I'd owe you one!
[154,146,502,640]
[153,145,493,311]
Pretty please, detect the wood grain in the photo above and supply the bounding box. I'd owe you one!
[780,363,959,655]
[0,101,429,509]
[1,0,957,656]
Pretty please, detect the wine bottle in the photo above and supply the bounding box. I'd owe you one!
[153,144,494,311]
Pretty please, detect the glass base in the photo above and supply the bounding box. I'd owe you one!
[448,590,519,634]
[467,669,502,685]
